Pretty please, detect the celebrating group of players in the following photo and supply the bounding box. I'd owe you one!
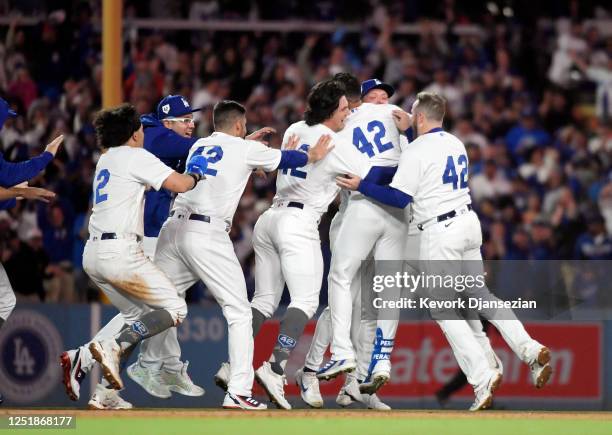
[0,70,553,411]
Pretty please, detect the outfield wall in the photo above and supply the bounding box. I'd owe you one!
[0,304,608,410]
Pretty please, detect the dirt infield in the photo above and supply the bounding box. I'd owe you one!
[2,409,612,421]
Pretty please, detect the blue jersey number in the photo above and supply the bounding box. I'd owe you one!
[193,146,224,176]
[352,120,393,157]
[442,155,468,190]
[281,144,309,179]
[94,169,110,204]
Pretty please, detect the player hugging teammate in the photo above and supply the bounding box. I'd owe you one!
[52,74,552,411]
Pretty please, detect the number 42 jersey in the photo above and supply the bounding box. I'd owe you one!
[390,129,472,224]
[273,121,370,217]
[173,131,281,223]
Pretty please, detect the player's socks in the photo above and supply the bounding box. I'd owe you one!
[269,308,309,375]
[115,310,174,352]
[252,307,267,337]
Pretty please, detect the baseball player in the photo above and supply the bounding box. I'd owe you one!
[152,100,332,410]
[296,75,407,410]
[0,98,60,405]
[212,79,371,411]
[305,77,503,408]
[337,91,552,411]
[59,104,208,410]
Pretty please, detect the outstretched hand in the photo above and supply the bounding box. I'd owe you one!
[335,174,361,191]
[45,134,65,156]
[246,127,276,144]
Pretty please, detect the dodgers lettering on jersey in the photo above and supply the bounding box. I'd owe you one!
[340,103,403,167]
[274,121,370,215]
[390,130,472,224]
[89,146,174,237]
[173,131,281,223]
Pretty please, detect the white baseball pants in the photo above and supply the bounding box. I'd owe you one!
[154,213,254,397]
[250,206,324,320]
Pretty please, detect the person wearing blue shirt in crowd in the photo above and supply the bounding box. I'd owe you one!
[0,98,60,405]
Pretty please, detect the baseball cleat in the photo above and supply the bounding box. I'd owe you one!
[222,392,267,410]
[362,393,392,410]
[530,347,552,389]
[88,384,133,410]
[359,370,390,395]
[60,348,88,401]
[469,372,502,411]
[214,362,231,391]
[255,362,292,410]
[336,374,361,407]
[160,361,205,397]
[295,368,323,408]
[127,361,171,399]
[89,339,123,390]
[316,359,356,381]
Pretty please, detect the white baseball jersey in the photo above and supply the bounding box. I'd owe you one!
[89,146,174,237]
[173,131,281,222]
[340,103,403,167]
[274,121,370,215]
[390,129,472,224]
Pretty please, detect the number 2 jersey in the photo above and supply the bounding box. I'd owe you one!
[390,129,472,224]
[274,121,371,217]
[89,146,174,237]
[173,131,282,223]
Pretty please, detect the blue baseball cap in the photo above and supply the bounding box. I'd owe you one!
[361,79,395,98]
[156,95,201,120]
[0,98,17,130]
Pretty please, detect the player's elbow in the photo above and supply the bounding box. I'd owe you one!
[162,173,196,193]
[395,191,412,209]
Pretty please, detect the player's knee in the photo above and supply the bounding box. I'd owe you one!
[250,298,275,319]
[167,299,188,324]
[289,300,318,319]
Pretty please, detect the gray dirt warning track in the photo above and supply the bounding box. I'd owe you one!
[2,409,612,420]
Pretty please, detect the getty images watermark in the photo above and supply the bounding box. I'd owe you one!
[371,271,536,311]
[360,260,612,321]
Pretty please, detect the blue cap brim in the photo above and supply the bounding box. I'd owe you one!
[363,83,395,98]
[8,109,17,117]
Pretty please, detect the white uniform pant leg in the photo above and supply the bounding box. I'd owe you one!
[250,210,286,319]
[421,216,492,389]
[278,210,324,319]
[83,238,187,324]
[462,212,541,363]
[304,306,332,371]
[367,210,407,373]
[146,220,202,372]
[0,263,16,321]
[329,201,381,361]
[177,220,254,397]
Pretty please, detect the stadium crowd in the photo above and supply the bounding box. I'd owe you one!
[0,1,610,306]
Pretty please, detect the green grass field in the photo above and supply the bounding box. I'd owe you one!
[3,410,611,435]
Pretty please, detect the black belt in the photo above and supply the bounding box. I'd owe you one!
[170,210,211,223]
[436,204,472,223]
[96,233,142,242]
[287,201,304,209]
[417,204,473,231]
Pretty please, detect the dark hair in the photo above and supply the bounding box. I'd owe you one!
[304,80,346,126]
[93,104,141,149]
[333,72,360,102]
[413,92,446,121]
[213,100,246,130]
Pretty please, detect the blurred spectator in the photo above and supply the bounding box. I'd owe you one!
[3,228,48,302]
[574,214,612,260]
